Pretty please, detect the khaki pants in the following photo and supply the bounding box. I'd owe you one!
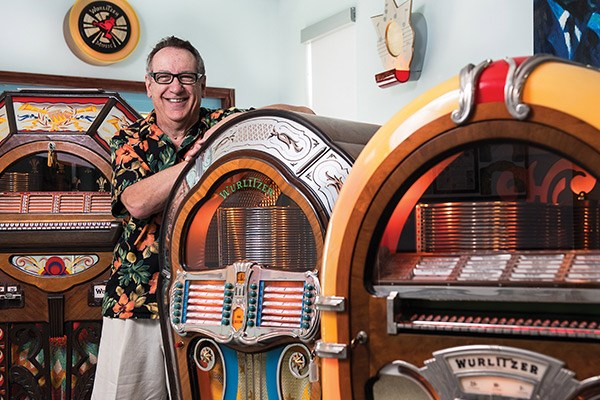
[91,317,169,400]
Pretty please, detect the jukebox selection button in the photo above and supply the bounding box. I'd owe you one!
[171,281,185,326]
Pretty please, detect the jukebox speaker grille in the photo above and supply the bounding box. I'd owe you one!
[217,207,316,270]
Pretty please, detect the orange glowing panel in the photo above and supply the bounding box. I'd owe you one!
[380,153,460,252]
[232,307,245,331]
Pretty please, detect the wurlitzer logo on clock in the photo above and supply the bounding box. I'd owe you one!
[64,0,140,65]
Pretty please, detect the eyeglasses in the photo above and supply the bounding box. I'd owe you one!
[148,72,203,85]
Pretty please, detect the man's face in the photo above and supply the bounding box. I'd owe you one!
[145,47,205,131]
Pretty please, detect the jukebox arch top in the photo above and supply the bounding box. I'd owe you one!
[159,109,379,400]
[0,88,141,400]
[318,55,600,400]
[0,88,140,291]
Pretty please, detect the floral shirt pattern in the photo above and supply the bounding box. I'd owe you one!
[102,107,244,319]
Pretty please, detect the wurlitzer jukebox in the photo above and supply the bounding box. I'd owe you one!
[159,109,379,399]
[318,55,600,400]
[0,89,140,399]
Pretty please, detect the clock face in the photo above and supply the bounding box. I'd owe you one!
[77,1,131,54]
[65,0,140,65]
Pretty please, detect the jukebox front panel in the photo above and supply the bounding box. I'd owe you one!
[318,56,600,400]
[160,110,379,399]
[0,89,139,400]
[190,338,315,399]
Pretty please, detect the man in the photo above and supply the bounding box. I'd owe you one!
[91,36,310,399]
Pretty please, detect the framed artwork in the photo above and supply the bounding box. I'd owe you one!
[0,70,235,114]
[534,0,600,67]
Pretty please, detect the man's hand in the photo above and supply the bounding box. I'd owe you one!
[183,112,241,161]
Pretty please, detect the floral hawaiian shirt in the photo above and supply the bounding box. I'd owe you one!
[102,107,244,319]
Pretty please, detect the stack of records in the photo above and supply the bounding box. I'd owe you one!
[416,201,571,252]
[0,172,34,192]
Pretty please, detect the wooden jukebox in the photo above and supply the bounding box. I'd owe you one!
[318,55,600,400]
[0,89,140,400]
[159,109,379,400]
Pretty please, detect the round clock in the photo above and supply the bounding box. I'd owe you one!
[64,0,140,65]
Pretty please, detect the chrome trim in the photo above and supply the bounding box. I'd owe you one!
[314,340,348,359]
[421,345,580,400]
[387,291,399,335]
[314,295,345,311]
[451,59,492,125]
[170,262,321,346]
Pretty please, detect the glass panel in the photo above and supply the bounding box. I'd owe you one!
[185,171,317,272]
[374,141,600,286]
[0,151,109,193]
[13,98,104,133]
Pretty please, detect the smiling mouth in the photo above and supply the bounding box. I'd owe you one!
[166,98,186,103]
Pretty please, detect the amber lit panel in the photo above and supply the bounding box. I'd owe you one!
[258,281,305,329]
[183,280,226,327]
[0,192,111,214]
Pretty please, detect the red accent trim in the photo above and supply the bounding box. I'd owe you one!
[13,96,109,105]
[476,56,528,104]
[114,101,138,121]
[375,69,411,88]
[395,69,411,83]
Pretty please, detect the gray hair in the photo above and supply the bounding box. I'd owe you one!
[146,36,205,75]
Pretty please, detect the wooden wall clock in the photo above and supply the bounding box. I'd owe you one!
[64,0,140,65]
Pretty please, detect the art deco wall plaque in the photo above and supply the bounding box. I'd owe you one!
[64,0,140,65]
[372,0,426,88]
